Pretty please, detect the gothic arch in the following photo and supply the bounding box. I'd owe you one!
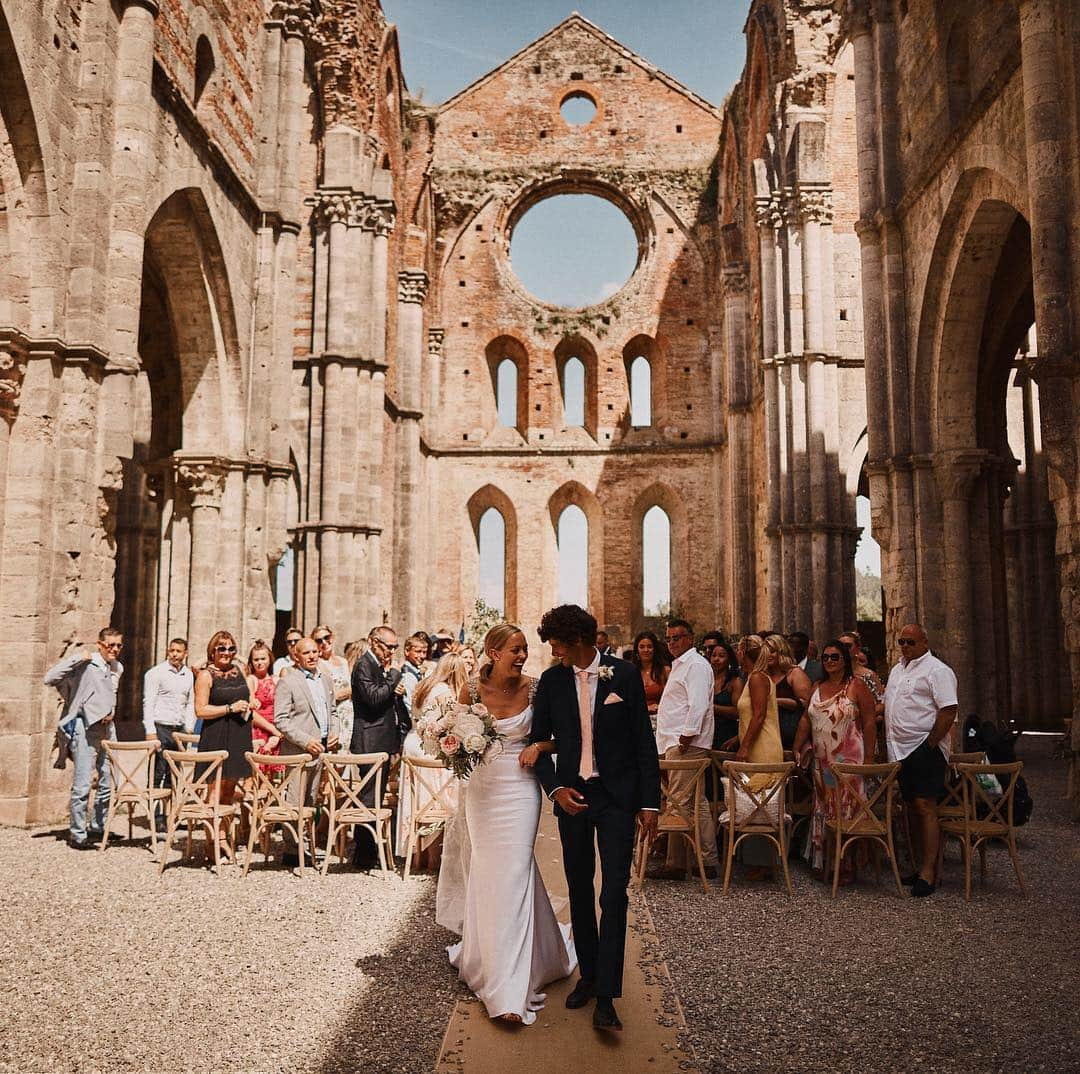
[554,334,598,435]
[548,481,604,616]
[621,334,667,431]
[484,334,529,433]
[630,482,687,627]
[467,483,518,619]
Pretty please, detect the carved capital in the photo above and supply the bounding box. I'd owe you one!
[723,269,749,296]
[398,270,429,305]
[268,1,315,38]
[0,337,28,422]
[427,328,445,357]
[754,196,784,230]
[372,199,397,237]
[796,188,834,224]
[933,449,990,501]
[840,0,874,39]
[307,189,353,228]
[176,461,226,509]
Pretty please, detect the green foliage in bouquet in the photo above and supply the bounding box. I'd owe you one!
[464,597,504,651]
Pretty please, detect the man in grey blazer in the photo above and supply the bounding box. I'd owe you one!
[273,637,339,866]
[44,627,124,849]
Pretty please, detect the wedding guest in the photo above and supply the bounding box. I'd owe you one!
[248,640,282,770]
[628,630,671,716]
[398,652,469,864]
[459,645,478,676]
[700,631,724,658]
[786,630,824,683]
[274,636,340,867]
[710,640,743,749]
[430,630,456,660]
[350,625,408,867]
[763,633,813,749]
[313,625,352,751]
[344,639,368,672]
[654,620,718,879]
[142,637,196,820]
[273,627,303,676]
[401,633,429,720]
[731,634,784,877]
[596,630,616,657]
[793,639,876,880]
[194,631,263,862]
[45,628,124,850]
[884,624,958,897]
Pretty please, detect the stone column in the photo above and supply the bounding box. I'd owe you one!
[0,342,28,581]
[176,461,225,657]
[393,270,428,631]
[106,0,159,366]
[934,451,987,711]
[371,201,396,365]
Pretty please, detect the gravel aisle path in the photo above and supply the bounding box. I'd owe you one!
[647,736,1080,1074]
[0,835,459,1074]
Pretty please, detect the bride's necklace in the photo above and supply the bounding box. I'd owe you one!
[489,672,523,696]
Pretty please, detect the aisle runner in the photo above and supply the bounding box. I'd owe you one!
[435,811,697,1073]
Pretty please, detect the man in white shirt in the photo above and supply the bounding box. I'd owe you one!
[655,619,718,878]
[273,627,303,676]
[883,623,958,897]
[143,638,196,823]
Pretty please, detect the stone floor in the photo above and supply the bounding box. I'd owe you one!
[0,735,1076,1073]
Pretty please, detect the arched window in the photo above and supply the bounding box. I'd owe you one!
[562,356,585,427]
[477,507,506,614]
[557,504,589,607]
[496,358,518,427]
[194,35,215,107]
[629,355,652,427]
[642,505,671,616]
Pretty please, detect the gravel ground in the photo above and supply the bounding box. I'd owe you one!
[647,735,1080,1074]
[0,831,460,1074]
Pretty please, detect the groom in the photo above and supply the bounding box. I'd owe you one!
[530,604,661,1031]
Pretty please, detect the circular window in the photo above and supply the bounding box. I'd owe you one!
[560,91,597,126]
[509,193,638,308]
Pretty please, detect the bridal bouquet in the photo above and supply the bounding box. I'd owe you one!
[416,699,503,779]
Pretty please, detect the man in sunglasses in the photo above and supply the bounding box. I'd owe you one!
[883,623,958,897]
[44,627,125,850]
[349,624,408,867]
[272,627,303,677]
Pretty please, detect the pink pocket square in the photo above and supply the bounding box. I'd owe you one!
[603,693,623,705]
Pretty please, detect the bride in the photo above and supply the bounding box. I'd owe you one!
[436,622,576,1024]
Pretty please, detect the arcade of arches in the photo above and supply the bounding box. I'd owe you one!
[1,0,1079,826]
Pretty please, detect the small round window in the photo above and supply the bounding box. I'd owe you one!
[560,91,597,126]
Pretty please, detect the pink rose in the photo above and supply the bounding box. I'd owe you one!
[471,704,489,718]
[440,734,460,754]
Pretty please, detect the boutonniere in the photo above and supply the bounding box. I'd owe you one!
[597,665,614,682]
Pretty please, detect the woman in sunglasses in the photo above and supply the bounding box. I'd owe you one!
[194,630,264,861]
[792,638,876,882]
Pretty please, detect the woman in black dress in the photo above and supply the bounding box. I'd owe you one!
[709,640,743,749]
[194,630,257,860]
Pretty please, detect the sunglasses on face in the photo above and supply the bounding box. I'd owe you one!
[314,635,331,643]
[286,638,301,646]
[101,642,123,650]
[897,638,917,647]
[215,645,237,655]
[665,633,690,642]
[822,653,843,663]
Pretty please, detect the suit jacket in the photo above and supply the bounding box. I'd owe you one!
[44,651,122,727]
[274,668,340,764]
[530,653,661,815]
[350,650,408,756]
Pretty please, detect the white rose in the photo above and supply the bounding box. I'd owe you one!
[456,715,484,740]
[463,732,488,754]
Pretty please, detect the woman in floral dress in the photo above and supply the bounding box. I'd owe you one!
[794,639,877,880]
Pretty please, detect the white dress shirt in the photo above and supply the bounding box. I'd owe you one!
[884,649,958,762]
[142,660,195,734]
[655,647,714,753]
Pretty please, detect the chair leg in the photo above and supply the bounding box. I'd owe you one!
[831,831,843,898]
[721,832,734,896]
[692,833,708,893]
[127,801,134,842]
[885,831,904,896]
[297,820,305,878]
[1006,832,1027,896]
[212,821,222,879]
[321,821,335,877]
[778,833,794,898]
[403,830,417,881]
[99,795,118,852]
[242,810,259,878]
[961,837,972,901]
[157,817,177,876]
[978,842,987,886]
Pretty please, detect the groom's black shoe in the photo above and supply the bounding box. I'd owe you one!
[565,977,595,1010]
[592,999,622,1032]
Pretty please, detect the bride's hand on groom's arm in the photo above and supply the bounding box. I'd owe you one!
[518,744,541,768]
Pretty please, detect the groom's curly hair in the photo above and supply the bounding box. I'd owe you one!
[538,605,598,647]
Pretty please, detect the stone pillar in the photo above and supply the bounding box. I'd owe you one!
[176,461,225,657]
[393,270,428,632]
[371,201,396,365]
[106,0,159,366]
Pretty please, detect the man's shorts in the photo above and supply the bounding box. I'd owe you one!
[898,738,947,802]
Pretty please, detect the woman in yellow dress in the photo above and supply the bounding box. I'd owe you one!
[731,634,784,875]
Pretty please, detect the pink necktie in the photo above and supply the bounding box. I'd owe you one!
[577,668,594,780]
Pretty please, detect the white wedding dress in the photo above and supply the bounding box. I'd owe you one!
[438,703,576,1024]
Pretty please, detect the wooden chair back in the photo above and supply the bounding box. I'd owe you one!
[101,739,171,849]
[320,753,393,874]
[157,749,230,877]
[708,750,737,824]
[827,761,902,897]
[401,755,457,879]
[657,757,710,834]
[938,751,986,817]
[242,751,314,876]
[719,760,795,896]
[173,732,200,751]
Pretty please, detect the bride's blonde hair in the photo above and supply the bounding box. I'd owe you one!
[413,653,469,713]
[479,622,526,681]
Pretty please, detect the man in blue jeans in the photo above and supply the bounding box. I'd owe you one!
[44,627,124,850]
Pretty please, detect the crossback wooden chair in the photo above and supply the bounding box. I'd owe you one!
[173,732,200,751]
[708,750,737,828]
[100,740,171,854]
[635,757,712,892]
[719,761,795,896]
[824,761,903,898]
[783,749,814,850]
[401,755,457,879]
[934,750,985,873]
[157,749,234,878]
[242,752,317,877]
[320,753,393,875]
[939,761,1027,900]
